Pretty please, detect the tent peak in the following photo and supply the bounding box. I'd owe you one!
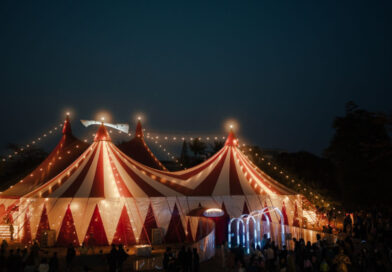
[62,115,72,135]
[135,121,143,138]
[94,124,111,142]
[225,130,237,147]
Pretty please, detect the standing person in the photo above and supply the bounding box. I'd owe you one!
[6,249,16,272]
[343,214,352,234]
[163,247,172,271]
[117,244,128,272]
[178,246,186,271]
[37,257,49,272]
[66,244,76,271]
[333,248,351,272]
[265,245,275,271]
[49,252,58,272]
[1,240,8,253]
[220,242,227,268]
[31,240,40,262]
[185,247,193,272]
[9,224,14,241]
[108,244,118,272]
[14,248,23,272]
[192,248,199,272]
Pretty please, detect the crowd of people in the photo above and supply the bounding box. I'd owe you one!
[0,240,59,272]
[221,207,391,271]
[163,246,200,272]
[0,240,130,272]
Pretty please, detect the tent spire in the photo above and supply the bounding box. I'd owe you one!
[135,120,143,138]
[94,123,111,142]
[62,114,72,135]
[225,129,237,147]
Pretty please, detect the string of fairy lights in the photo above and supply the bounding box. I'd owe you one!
[0,115,342,215]
[0,122,64,164]
[236,142,336,212]
[122,129,338,213]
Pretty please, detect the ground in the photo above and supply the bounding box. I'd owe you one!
[3,243,227,271]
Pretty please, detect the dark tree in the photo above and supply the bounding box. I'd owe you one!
[324,102,392,206]
[179,140,190,167]
[276,151,338,194]
[189,138,207,157]
[0,144,47,190]
[209,140,224,153]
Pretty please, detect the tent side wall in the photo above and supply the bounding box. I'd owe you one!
[13,194,301,245]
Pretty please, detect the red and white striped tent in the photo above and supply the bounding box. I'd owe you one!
[118,121,167,171]
[8,123,303,246]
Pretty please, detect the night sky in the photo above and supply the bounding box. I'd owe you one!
[0,1,391,155]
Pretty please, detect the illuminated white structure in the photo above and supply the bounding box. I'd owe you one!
[228,207,286,254]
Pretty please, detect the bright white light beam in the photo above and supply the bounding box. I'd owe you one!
[80,120,129,134]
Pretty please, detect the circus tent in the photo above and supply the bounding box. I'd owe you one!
[117,121,167,170]
[3,123,303,246]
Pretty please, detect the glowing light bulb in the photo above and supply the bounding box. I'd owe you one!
[137,116,141,121]
[66,112,70,116]
[101,117,105,121]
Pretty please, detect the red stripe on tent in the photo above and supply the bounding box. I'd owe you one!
[229,150,244,195]
[84,205,108,246]
[280,201,289,226]
[293,202,300,227]
[21,209,32,244]
[57,205,79,246]
[89,143,105,197]
[156,147,227,180]
[165,204,186,243]
[112,205,136,245]
[23,147,94,198]
[61,147,99,197]
[119,146,226,180]
[108,144,187,195]
[36,205,50,242]
[111,147,164,197]
[191,150,228,196]
[139,203,158,244]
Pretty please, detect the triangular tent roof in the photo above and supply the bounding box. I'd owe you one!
[0,115,89,198]
[118,121,167,171]
[21,126,297,199]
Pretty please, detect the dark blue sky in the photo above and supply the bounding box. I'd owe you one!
[0,0,391,155]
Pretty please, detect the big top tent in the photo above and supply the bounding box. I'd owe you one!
[1,121,309,246]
